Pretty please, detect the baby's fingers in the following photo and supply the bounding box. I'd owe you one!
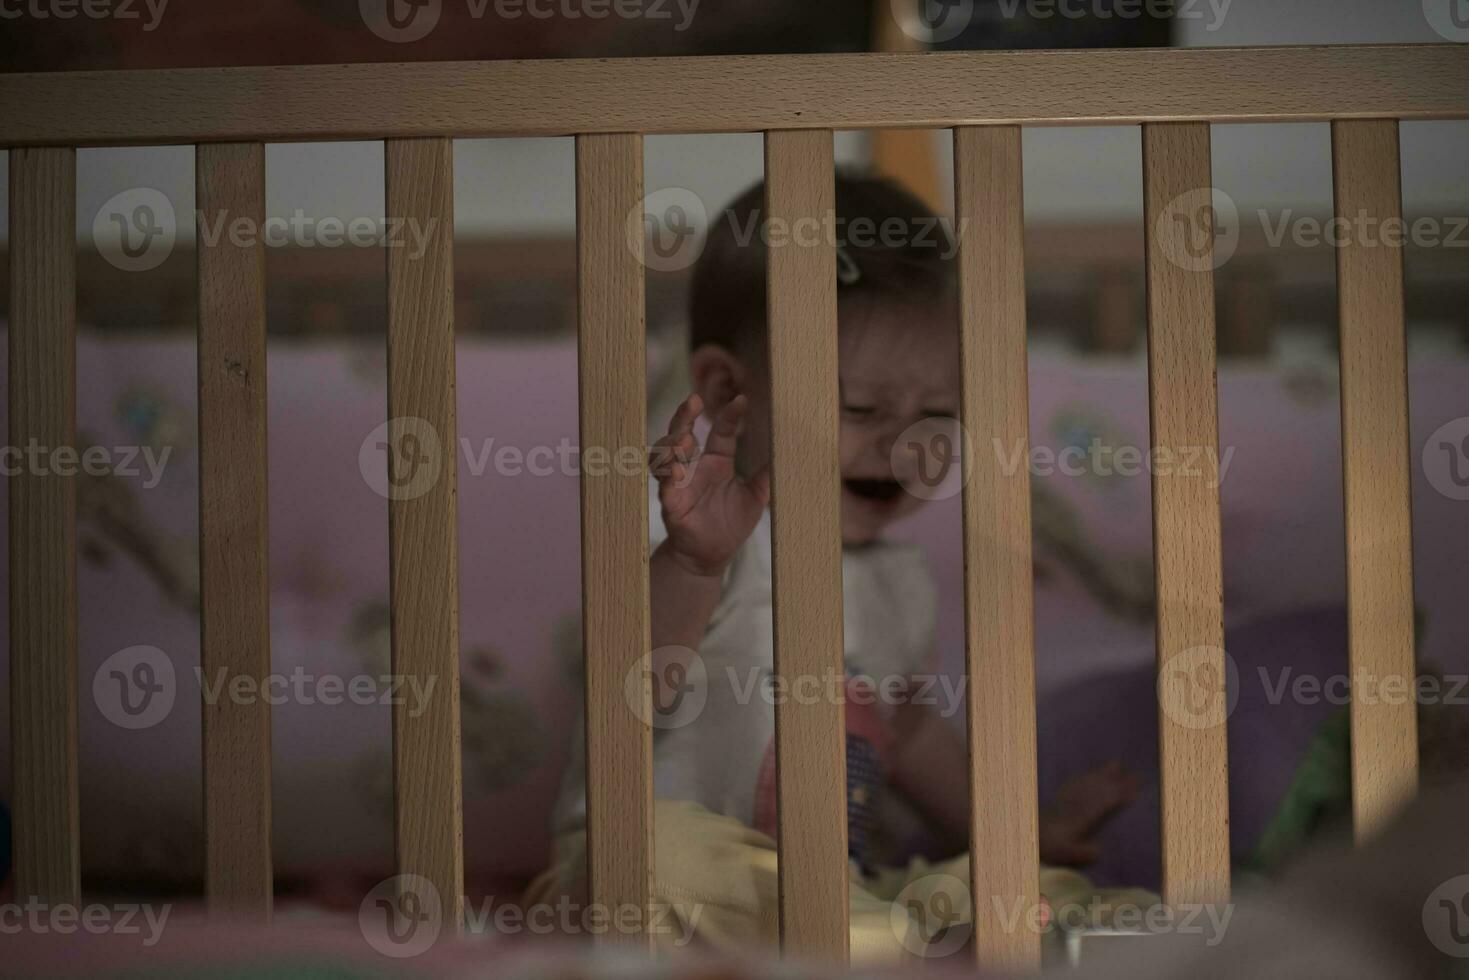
[665,393,703,438]
[704,394,747,459]
[649,429,697,481]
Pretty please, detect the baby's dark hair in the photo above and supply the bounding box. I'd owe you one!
[688,172,957,357]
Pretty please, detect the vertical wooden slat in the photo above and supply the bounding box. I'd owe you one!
[574,132,653,948]
[871,0,942,212]
[954,126,1040,973]
[1331,119,1417,840]
[764,128,848,962]
[197,142,272,918]
[385,137,463,931]
[8,146,80,906]
[1141,123,1230,907]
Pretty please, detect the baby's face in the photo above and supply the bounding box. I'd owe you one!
[835,305,961,545]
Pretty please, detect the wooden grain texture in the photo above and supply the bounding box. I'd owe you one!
[385,137,463,932]
[196,142,273,919]
[1331,119,1417,841]
[870,0,942,211]
[953,126,1040,973]
[8,146,80,906]
[1141,123,1230,908]
[2,45,1467,146]
[574,132,653,949]
[764,129,849,963]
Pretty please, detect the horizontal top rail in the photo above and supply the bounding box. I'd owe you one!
[4,45,1468,148]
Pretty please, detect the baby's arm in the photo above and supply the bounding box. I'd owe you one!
[647,392,770,658]
[889,699,1141,867]
[889,699,972,855]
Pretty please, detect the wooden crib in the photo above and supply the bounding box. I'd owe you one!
[5,42,1468,971]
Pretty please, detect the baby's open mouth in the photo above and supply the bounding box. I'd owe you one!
[843,478,905,503]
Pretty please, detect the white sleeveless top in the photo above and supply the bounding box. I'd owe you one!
[552,485,937,855]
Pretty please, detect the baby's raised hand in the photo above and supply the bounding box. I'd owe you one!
[1039,760,1142,867]
[649,393,770,578]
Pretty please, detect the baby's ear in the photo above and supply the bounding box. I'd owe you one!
[689,343,747,419]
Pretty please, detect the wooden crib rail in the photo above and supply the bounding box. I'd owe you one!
[763,129,850,959]
[8,146,80,907]
[1,45,1468,147]
[575,131,654,949]
[5,40,1467,971]
[196,142,273,918]
[954,124,1041,972]
[1331,120,1419,841]
[1141,123,1231,907]
[384,136,465,933]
